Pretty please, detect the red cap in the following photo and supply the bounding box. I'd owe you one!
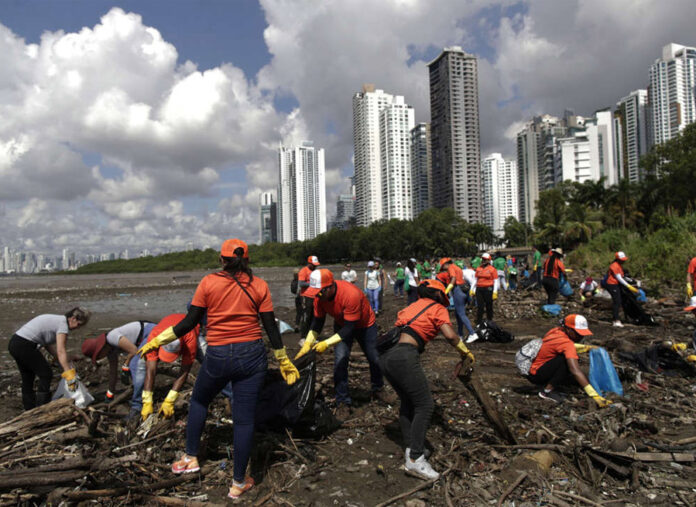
[304,269,334,297]
[307,255,320,266]
[564,314,592,336]
[419,278,447,297]
[439,257,452,267]
[82,333,108,364]
[221,239,249,258]
[615,251,628,261]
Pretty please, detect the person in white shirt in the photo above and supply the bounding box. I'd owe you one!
[579,277,599,303]
[341,263,358,284]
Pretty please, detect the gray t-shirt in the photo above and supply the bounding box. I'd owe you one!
[106,321,145,348]
[16,314,69,347]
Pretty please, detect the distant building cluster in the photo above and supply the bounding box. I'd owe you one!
[0,246,139,274]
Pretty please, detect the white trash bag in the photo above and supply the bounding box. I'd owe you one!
[52,378,95,408]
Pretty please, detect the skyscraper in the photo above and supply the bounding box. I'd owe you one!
[410,123,432,217]
[649,43,696,146]
[259,192,278,244]
[428,46,482,223]
[277,143,327,243]
[614,90,650,182]
[380,97,415,220]
[481,154,518,237]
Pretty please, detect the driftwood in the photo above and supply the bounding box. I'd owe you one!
[0,398,78,442]
[0,469,87,489]
[64,473,201,500]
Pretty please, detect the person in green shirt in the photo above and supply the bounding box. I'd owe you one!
[394,262,406,298]
[492,252,508,291]
[533,247,543,286]
[454,258,464,269]
[471,255,482,269]
[415,261,424,281]
[423,259,431,278]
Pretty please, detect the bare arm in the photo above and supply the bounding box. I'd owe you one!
[108,353,118,392]
[118,336,139,368]
[144,359,158,392]
[55,333,72,372]
[171,363,193,392]
[566,357,590,387]
[440,323,460,348]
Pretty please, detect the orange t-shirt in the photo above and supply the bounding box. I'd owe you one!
[475,265,498,287]
[191,271,273,345]
[314,280,375,329]
[606,261,624,285]
[298,266,312,296]
[447,264,464,285]
[436,271,450,285]
[395,298,451,343]
[688,257,696,278]
[145,314,198,365]
[529,327,579,375]
[543,256,566,279]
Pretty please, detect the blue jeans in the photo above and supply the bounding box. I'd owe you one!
[394,279,405,297]
[196,336,234,403]
[130,322,156,411]
[452,286,475,336]
[366,288,380,312]
[334,324,383,405]
[186,339,267,482]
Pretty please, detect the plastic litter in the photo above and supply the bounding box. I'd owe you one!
[541,304,562,317]
[52,378,95,408]
[589,347,624,396]
[559,278,573,297]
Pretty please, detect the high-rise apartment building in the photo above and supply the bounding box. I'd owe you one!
[277,143,327,243]
[334,194,355,229]
[410,123,432,217]
[481,153,518,237]
[614,90,650,182]
[649,43,696,146]
[259,192,278,244]
[428,46,482,223]
[380,97,415,220]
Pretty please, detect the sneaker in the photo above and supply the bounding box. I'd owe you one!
[171,455,200,474]
[334,403,351,421]
[466,332,479,344]
[538,389,565,403]
[405,448,431,461]
[404,455,440,480]
[613,321,624,328]
[228,477,254,499]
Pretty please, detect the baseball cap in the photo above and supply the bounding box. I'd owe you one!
[419,278,447,297]
[615,251,628,261]
[481,253,492,260]
[307,255,320,266]
[564,314,592,336]
[221,239,249,258]
[304,269,334,297]
[684,296,696,312]
[439,257,452,267]
[158,339,182,363]
[367,260,375,267]
[81,333,108,364]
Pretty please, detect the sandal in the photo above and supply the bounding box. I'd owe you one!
[228,477,254,499]
[171,454,200,474]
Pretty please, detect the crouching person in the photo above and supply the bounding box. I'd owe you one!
[379,279,475,480]
[528,314,611,408]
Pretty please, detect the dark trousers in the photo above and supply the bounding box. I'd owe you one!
[294,295,303,327]
[333,324,383,404]
[407,286,419,304]
[605,284,622,321]
[186,339,267,482]
[528,355,573,389]
[299,296,314,337]
[542,277,559,305]
[394,279,405,297]
[476,287,494,324]
[379,344,433,460]
[8,334,53,410]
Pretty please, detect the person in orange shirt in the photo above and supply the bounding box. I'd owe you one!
[602,251,639,327]
[379,279,475,480]
[298,256,321,338]
[542,247,567,305]
[470,253,499,325]
[439,257,476,342]
[137,239,299,500]
[686,256,696,298]
[295,268,385,419]
[526,314,611,408]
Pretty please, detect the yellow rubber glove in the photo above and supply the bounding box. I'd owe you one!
[584,384,612,408]
[627,285,639,294]
[313,334,342,354]
[492,291,498,301]
[686,355,696,363]
[565,269,574,273]
[294,330,318,359]
[455,340,475,363]
[687,283,693,298]
[445,283,454,295]
[671,342,688,353]
[469,289,475,298]
[141,390,154,421]
[574,343,597,354]
[580,294,586,303]
[158,389,178,418]
[62,368,78,392]
[274,347,300,385]
[138,326,177,358]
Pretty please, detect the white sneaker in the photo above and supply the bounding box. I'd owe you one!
[466,332,479,344]
[613,321,624,328]
[405,455,440,480]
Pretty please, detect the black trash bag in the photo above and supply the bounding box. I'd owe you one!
[475,320,515,343]
[291,398,341,439]
[619,283,657,326]
[618,344,696,377]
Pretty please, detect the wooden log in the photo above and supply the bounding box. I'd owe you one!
[496,472,527,507]
[0,469,87,489]
[586,452,631,478]
[0,457,93,477]
[63,473,200,500]
[0,398,77,440]
[140,495,224,507]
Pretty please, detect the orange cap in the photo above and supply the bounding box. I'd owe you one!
[304,269,334,297]
[221,239,249,258]
[158,340,182,363]
[419,278,447,297]
[564,314,592,336]
[481,253,492,260]
[439,257,452,267]
[615,251,628,261]
[307,255,320,266]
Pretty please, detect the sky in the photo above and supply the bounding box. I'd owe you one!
[0,0,694,256]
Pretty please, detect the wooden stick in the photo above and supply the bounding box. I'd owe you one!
[111,429,178,452]
[64,473,199,500]
[497,472,527,507]
[554,490,602,507]
[375,468,451,507]
[1,422,77,451]
[0,469,87,489]
[493,444,564,451]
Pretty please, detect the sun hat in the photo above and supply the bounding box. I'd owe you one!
[81,333,108,364]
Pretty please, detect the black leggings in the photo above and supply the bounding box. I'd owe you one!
[528,355,572,389]
[379,344,433,460]
[299,296,314,337]
[476,287,494,324]
[8,334,53,410]
[605,284,622,321]
[542,277,559,304]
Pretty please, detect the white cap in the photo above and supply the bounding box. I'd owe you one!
[367,261,375,267]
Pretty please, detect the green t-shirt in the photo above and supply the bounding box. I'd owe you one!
[454,259,464,268]
[472,256,482,269]
[533,250,542,269]
[395,267,405,280]
[493,257,506,271]
[423,261,430,271]
[416,263,427,279]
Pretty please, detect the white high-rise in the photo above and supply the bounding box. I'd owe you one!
[586,110,619,186]
[649,43,696,146]
[481,154,518,237]
[277,143,327,243]
[614,90,650,182]
[380,97,415,220]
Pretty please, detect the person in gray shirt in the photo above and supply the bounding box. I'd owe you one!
[9,308,90,410]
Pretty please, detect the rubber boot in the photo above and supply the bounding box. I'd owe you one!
[36,391,52,406]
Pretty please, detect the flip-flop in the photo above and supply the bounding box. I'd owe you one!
[171,455,200,474]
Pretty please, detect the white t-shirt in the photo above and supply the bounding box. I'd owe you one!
[580,280,598,293]
[341,269,357,283]
[405,267,418,287]
[462,268,476,286]
[365,270,380,290]
[106,321,155,348]
[16,314,69,347]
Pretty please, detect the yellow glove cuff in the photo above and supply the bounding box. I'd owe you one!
[164,390,179,403]
[445,284,454,295]
[324,334,342,347]
[273,347,289,360]
[142,390,154,404]
[62,368,76,381]
[455,340,471,357]
[583,384,599,398]
[306,330,318,343]
[565,269,573,273]
[152,326,178,347]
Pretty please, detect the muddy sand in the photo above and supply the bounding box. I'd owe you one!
[0,268,695,505]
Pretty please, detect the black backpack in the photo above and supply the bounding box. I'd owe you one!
[290,278,299,295]
[476,320,515,343]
